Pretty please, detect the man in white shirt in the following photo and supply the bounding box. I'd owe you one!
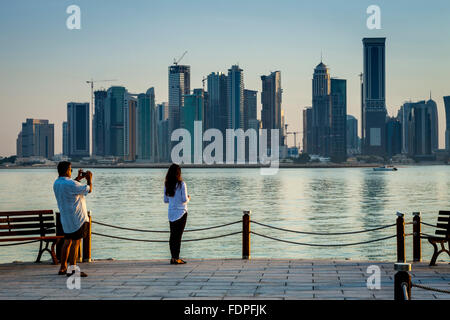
[53,161,93,277]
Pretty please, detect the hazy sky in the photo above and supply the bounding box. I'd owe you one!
[1,0,449,157]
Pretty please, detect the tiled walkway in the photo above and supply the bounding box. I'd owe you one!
[0,259,448,300]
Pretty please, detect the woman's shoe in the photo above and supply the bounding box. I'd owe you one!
[170,258,186,265]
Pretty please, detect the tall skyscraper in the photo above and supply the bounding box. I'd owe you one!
[426,97,439,152]
[330,78,347,161]
[92,90,107,156]
[16,119,54,159]
[261,71,282,148]
[302,107,313,154]
[169,65,190,139]
[385,117,402,158]
[444,96,450,150]
[62,121,68,156]
[362,37,387,156]
[124,95,137,161]
[105,86,127,157]
[182,90,204,161]
[207,72,227,135]
[157,102,169,162]
[244,89,258,131]
[67,102,90,158]
[137,88,156,161]
[227,65,244,130]
[346,115,358,153]
[312,61,331,156]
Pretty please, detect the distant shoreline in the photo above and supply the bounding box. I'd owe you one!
[1,162,448,169]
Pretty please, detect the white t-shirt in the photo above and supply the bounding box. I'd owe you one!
[53,177,90,233]
[164,181,189,222]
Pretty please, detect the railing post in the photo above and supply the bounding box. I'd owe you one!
[242,210,251,260]
[394,263,411,300]
[82,211,92,263]
[55,212,63,262]
[412,212,421,262]
[396,212,405,263]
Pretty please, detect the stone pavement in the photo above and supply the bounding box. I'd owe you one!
[0,259,448,300]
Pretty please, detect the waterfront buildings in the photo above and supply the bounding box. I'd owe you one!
[346,115,358,154]
[92,90,107,156]
[104,86,127,157]
[182,89,204,161]
[312,61,331,156]
[244,89,258,132]
[16,119,54,159]
[302,107,313,154]
[227,65,244,130]
[62,121,68,156]
[67,102,90,158]
[261,71,282,148]
[207,72,228,136]
[124,95,137,161]
[137,88,156,161]
[330,78,347,162]
[385,117,402,158]
[362,37,387,156]
[169,64,190,139]
[444,96,450,150]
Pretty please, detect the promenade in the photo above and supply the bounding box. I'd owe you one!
[0,258,448,300]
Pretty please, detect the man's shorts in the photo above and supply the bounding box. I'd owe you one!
[64,222,89,240]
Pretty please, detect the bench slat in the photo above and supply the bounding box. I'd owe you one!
[0,216,54,223]
[438,216,449,222]
[0,223,55,230]
[0,229,56,237]
[435,229,449,236]
[436,223,449,230]
[0,236,63,242]
[438,211,450,216]
[0,210,54,217]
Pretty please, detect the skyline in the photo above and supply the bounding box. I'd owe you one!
[1,0,450,156]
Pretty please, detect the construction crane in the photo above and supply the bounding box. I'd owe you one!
[173,50,188,65]
[86,79,117,154]
[285,124,301,149]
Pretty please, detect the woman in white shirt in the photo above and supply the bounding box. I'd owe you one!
[164,164,190,264]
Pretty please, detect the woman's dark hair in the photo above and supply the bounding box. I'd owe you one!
[57,161,71,177]
[165,164,182,197]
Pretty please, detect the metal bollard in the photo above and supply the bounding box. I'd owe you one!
[394,263,411,300]
[82,211,92,263]
[396,212,405,263]
[412,212,421,262]
[242,211,251,260]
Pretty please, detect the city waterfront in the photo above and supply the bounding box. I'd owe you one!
[1,166,449,264]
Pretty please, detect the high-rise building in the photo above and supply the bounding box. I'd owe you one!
[302,107,313,154]
[124,95,137,161]
[346,115,358,154]
[105,86,127,157]
[362,37,387,156]
[227,65,244,130]
[137,88,156,161]
[16,119,54,159]
[444,96,450,150]
[426,97,439,152]
[312,61,331,156]
[385,117,402,158]
[244,89,258,131]
[330,78,347,162]
[67,103,90,158]
[157,102,169,163]
[62,121,68,156]
[261,71,282,148]
[168,65,190,139]
[207,72,227,135]
[182,90,204,161]
[92,90,107,156]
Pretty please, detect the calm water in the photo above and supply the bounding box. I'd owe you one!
[1,166,449,263]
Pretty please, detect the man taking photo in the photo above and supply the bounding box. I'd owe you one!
[53,161,93,277]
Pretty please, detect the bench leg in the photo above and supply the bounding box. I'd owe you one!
[35,240,44,263]
[428,239,439,266]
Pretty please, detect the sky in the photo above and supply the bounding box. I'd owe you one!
[0,0,449,157]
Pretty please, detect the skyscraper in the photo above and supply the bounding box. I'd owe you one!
[124,95,137,161]
[137,88,156,161]
[62,121,68,156]
[261,71,282,148]
[385,117,402,158]
[312,61,331,156]
[182,90,204,161]
[346,115,358,154]
[207,72,227,135]
[426,97,439,152]
[169,65,190,139]
[330,78,347,162]
[67,103,90,158]
[105,86,127,157]
[302,107,313,154]
[444,96,450,150]
[227,65,244,130]
[16,119,54,159]
[92,90,107,156]
[157,102,169,162]
[362,37,387,156]
[244,89,258,131]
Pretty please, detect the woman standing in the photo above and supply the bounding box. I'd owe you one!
[164,164,190,264]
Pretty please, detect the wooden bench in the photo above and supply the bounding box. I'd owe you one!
[422,210,450,266]
[0,210,64,264]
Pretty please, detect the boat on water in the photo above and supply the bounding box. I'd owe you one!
[373,165,398,172]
